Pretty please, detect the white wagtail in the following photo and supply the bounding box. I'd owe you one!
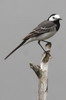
[4,14,62,60]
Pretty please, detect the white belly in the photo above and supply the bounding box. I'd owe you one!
[24,30,56,45]
[36,31,56,40]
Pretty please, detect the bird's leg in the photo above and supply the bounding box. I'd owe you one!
[38,40,45,52]
[42,40,52,51]
[42,40,51,46]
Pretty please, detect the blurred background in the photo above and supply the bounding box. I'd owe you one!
[0,0,66,100]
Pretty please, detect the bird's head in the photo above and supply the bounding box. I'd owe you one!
[48,14,62,21]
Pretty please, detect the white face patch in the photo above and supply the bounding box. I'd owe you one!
[54,14,60,19]
[49,14,60,21]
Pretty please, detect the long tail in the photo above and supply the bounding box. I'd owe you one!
[4,39,27,60]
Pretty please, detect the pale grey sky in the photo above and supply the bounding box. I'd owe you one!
[0,0,66,100]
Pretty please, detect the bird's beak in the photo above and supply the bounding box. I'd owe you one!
[59,18,62,20]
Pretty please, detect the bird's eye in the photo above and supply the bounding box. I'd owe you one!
[53,17,55,19]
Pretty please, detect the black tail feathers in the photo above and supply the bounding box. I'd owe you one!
[4,39,27,60]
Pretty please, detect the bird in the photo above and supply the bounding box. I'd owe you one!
[4,13,62,60]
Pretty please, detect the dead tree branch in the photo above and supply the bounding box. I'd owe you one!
[30,42,52,100]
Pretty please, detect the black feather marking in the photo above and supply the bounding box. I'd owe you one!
[4,39,27,60]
